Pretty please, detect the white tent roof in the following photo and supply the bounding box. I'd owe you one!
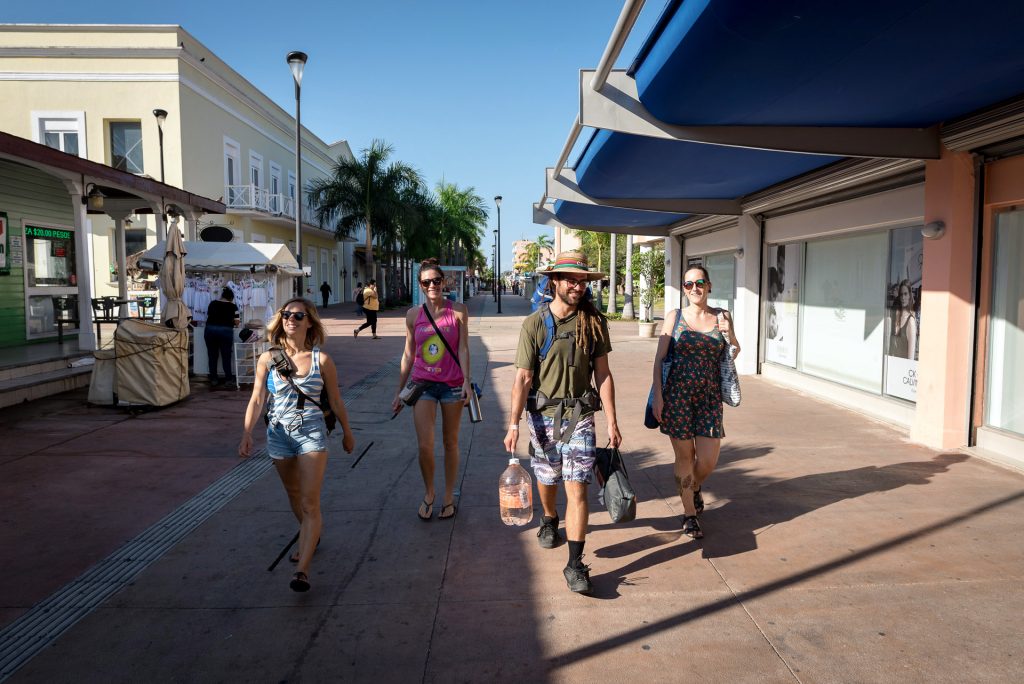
[142,241,302,274]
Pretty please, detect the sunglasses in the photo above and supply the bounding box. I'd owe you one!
[280,310,307,321]
[683,279,709,291]
[420,276,444,287]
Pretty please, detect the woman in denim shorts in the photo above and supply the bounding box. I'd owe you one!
[392,258,472,521]
[239,298,354,593]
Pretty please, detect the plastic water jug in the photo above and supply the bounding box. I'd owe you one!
[499,458,533,526]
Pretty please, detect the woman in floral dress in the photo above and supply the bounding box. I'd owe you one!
[651,266,740,539]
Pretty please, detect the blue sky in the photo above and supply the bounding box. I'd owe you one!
[5,0,663,270]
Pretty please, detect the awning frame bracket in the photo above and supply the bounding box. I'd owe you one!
[546,167,741,215]
[580,70,942,160]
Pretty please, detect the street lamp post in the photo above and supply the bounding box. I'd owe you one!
[494,195,502,314]
[492,237,497,303]
[287,50,308,295]
[152,109,167,183]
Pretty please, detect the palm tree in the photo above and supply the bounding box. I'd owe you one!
[534,233,553,269]
[306,139,423,286]
[435,181,488,265]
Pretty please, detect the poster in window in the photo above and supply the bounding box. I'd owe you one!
[884,227,923,401]
[764,243,801,367]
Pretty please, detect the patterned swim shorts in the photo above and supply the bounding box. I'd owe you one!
[526,412,596,485]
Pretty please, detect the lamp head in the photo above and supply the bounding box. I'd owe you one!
[494,195,502,207]
[921,220,946,240]
[152,109,168,126]
[286,51,308,86]
[83,183,105,210]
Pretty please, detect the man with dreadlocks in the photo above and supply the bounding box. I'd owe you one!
[504,250,622,595]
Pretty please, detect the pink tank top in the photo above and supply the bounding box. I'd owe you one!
[411,301,463,386]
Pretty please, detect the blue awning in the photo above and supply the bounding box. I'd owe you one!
[553,0,1024,233]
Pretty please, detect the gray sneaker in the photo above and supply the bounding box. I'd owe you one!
[563,561,593,594]
[537,516,562,549]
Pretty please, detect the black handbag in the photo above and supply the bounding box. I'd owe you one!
[645,309,682,429]
[594,447,637,523]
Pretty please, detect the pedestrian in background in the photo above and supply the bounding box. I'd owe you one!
[205,286,239,388]
[392,258,472,521]
[354,280,380,339]
[354,282,364,317]
[504,251,621,595]
[239,298,355,593]
[319,281,332,308]
[650,266,740,539]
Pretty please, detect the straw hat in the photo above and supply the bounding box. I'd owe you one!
[536,250,605,281]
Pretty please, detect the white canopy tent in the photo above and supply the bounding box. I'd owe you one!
[141,241,303,275]
[141,241,302,377]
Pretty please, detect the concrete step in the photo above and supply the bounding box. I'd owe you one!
[0,364,93,409]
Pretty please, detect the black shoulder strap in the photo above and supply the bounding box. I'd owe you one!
[270,348,325,411]
[422,303,460,366]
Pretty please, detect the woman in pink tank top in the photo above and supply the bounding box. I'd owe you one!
[392,258,472,521]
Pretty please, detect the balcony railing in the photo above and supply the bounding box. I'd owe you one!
[225,185,295,219]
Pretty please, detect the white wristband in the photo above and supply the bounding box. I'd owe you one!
[508,424,519,430]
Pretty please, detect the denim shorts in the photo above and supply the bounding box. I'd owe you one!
[527,412,596,485]
[266,413,328,459]
[419,381,465,404]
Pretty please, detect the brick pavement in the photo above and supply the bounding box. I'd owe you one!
[2,293,1023,683]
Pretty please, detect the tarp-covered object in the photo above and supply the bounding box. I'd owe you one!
[114,319,189,406]
[87,347,117,406]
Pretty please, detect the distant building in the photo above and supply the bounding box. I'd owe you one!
[0,24,364,319]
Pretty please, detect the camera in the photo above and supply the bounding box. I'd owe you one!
[268,348,293,376]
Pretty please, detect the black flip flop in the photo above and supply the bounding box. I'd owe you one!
[289,571,311,592]
[417,497,434,521]
[438,502,457,520]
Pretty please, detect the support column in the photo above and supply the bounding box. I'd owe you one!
[735,214,761,375]
[622,234,635,320]
[606,233,618,315]
[664,234,683,314]
[638,243,652,321]
[911,149,976,449]
[106,209,134,318]
[64,180,98,351]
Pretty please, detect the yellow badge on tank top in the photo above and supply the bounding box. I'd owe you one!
[421,334,446,364]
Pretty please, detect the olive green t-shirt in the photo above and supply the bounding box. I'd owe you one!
[515,307,612,416]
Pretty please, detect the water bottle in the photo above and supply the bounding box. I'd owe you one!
[499,457,534,526]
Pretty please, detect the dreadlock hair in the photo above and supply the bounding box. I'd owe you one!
[546,277,607,354]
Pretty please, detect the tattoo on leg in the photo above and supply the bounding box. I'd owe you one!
[675,474,694,497]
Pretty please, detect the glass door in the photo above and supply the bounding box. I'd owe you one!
[985,209,1024,435]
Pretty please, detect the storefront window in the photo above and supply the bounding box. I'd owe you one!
[705,253,735,313]
[985,210,1024,435]
[884,227,923,401]
[25,225,76,287]
[764,243,801,368]
[799,232,888,392]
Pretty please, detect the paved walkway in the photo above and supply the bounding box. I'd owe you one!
[1,295,1022,683]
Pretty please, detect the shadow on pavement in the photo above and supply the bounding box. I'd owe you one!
[548,488,1024,671]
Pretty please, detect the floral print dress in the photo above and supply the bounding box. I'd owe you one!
[660,312,726,440]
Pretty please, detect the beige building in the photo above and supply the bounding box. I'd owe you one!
[0,24,359,312]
